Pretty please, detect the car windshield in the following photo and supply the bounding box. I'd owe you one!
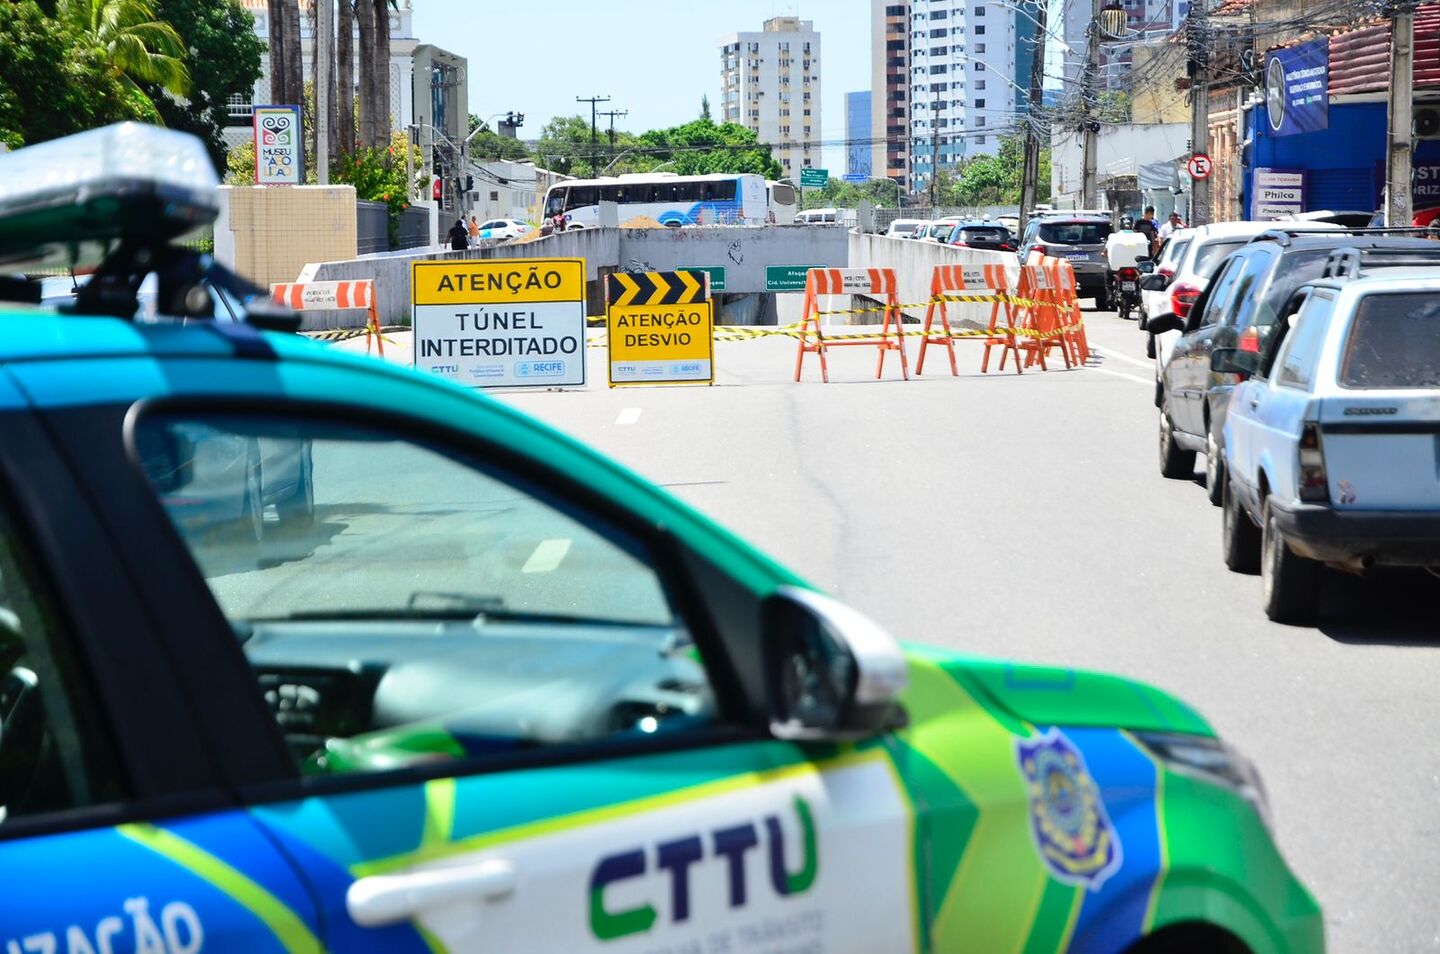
[958,227,1008,243]
[1340,292,1440,389]
[1193,239,1249,278]
[1038,221,1111,245]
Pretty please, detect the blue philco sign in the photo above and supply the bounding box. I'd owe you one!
[1264,40,1328,137]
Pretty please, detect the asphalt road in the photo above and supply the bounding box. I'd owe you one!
[342,313,1440,952]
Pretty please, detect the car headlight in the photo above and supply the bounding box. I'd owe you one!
[1132,731,1271,832]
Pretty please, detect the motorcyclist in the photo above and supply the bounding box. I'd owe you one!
[1103,215,1150,318]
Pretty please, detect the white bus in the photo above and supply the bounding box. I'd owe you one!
[542,172,785,228]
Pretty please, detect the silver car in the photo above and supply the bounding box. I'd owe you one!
[1018,214,1114,307]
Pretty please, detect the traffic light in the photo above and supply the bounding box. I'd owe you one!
[465,175,474,193]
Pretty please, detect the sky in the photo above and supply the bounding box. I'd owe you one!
[411,0,872,173]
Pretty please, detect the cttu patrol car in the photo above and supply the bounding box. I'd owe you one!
[0,125,1321,953]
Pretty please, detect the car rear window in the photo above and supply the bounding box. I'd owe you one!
[1340,292,1440,389]
[959,227,1008,243]
[1038,222,1111,245]
[1192,239,1248,277]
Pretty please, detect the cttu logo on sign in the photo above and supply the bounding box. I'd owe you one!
[253,106,302,185]
[1265,39,1328,138]
[606,270,714,386]
[411,258,586,388]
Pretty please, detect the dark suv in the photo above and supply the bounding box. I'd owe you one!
[1149,231,1440,504]
[1018,214,1112,306]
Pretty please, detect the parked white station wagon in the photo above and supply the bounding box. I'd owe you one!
[1216,271,1440,623]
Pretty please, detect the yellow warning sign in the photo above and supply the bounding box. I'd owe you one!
[412,258,584,305]
[606,271,714,386]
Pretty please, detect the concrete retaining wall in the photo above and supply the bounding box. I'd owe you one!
[847,232,1018,329]
[294,226,850,329]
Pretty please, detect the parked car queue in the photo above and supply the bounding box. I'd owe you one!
[1137,221,1440,624]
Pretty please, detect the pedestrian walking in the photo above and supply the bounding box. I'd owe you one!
[468,215,480,248]
[1158,211,1185,241]
[447,219,469,252]
[1136,205,1161,258]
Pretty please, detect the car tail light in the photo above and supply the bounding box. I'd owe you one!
[1238,326,1260,352]
[1033,244,1048,257]
[1159,266,1175,279]
[1001,242,1016,251]
[1298,422,1329,502]
[1170,281,1201,319]
[952,241,969,248]
[1118,266,1139,280]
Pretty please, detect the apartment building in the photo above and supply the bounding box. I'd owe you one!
[719,17,823,179]
[870,0,910,185]
[907,0,1040,193]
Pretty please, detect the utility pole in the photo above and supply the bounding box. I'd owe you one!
[1080,0,1102,210]
[1186,0,1211,225]
[315,0,331,184]
[599,108,628,167]
[1018,0,1049,234]
[929,96,940,210]
[1385,2,1415,226]
[576,95,611,177]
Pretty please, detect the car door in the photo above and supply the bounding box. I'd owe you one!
[0,393,323,951]
[1249,292,1335,502]
[124,402,920,953]
[1169,254,1244,436]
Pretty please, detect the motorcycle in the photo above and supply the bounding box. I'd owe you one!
[1112,265,1142,320]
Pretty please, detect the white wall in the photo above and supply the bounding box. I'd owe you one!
[1051,123,1189,208]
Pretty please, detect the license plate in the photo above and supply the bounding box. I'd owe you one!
[1120,281,1137,291]
[1066,252,1089,260]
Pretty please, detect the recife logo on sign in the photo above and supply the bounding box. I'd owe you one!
[588,796,818,940]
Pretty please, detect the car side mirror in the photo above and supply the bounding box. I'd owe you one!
[763,586,907,741]
[1137,260,1156,274]
[1211,348,1261,376]
[1139,274,1169,292]
[1146,314,1183,335]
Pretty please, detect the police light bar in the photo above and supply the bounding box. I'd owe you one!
[0,123,220,268]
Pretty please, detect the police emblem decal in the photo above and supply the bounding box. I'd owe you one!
[1015,729,1123,890]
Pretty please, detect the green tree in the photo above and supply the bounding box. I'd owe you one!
[1098,91,1131,125]
[144,0,263,169]
[0,0,143,148]
[56,0,191,122]
[636,118,781,179]
[699,94,711,121]
[535,115,596,176]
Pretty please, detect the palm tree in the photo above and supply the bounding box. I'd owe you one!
[355,0,393,149]
[336,0,355,155]
[56,0,190,120]
[354,0,375,147]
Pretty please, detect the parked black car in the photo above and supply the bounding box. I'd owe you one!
[1148,231,1440,505]
[947,221,1016,252]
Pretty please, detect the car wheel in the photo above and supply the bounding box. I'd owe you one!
[1205,417,1225,507]
[1138,309,1149,331]
[1146,333,1156,359]
[1261,499,1320,624]
[1222,479,1260,574]
[274,446,315,527]
[1158,399,1196,479]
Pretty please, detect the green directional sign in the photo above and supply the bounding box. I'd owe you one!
[766,265,820,292]
[799,167,829,189]
[680,266,726,292]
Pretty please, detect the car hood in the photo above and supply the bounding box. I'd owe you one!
[901,643,1214,737]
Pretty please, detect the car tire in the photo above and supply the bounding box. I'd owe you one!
[1261,499,1320,624]
[274,446,315,527]
[1146,333,1156,359]
[1159,399,1196,479]
[1222,479,1260,574]
[1138,309,1149,330]
[1205,417,1225,507]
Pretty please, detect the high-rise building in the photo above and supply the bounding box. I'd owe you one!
[870,1,910,186]
[905,0,1040,195]
[846,91,874,179]
[719,17,822,180]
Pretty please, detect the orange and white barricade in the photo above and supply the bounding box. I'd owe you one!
[794,267,908,383]
[270,279,384,356]
[1013,262,1073,372]
[1048,258,1090,365]
[917,262,1019,376]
